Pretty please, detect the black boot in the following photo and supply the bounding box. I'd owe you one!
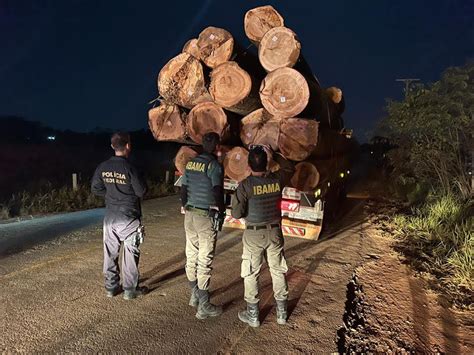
[195,289,222,319]
[238,302,260,328]
[189,281,199,307]
[276,300,288,325]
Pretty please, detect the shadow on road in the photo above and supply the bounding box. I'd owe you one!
[142,230,242,293]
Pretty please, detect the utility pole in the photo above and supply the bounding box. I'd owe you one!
[395,78,420,97]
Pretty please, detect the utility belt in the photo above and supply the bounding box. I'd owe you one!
[185,205,211,217]
[246,223,280,231]
[186,205,226,231]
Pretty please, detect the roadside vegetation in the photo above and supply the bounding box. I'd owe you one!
[0,179,174,221]
[380,62,473,305]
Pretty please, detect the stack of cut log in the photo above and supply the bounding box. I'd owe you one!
[149,5,348,190]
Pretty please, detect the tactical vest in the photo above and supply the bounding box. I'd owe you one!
[185,153,216,209]
[246,174,282,225]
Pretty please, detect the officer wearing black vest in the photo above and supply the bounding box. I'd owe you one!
[231,146,292,327]
[91,132,147,300]
[180,132,225,320]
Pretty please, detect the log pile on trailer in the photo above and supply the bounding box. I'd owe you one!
[148,5,352,194]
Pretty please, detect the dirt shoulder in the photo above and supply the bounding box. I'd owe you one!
[3,193,470,353]
[338,201,474,353]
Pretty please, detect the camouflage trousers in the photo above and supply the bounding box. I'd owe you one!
[241,227,288,304]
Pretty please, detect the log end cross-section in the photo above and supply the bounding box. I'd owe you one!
[279,118,319,161]
[240,108,281,151]
[187,101,228,144]
[210,61,252,108]
[157,53,211,109]
[244,5,285,44]
[197,27,234,69]
[223,146,250,182]
[148,103,186,142]
[291,162,320,191]
[182,38,200,59]
[260,67,309,118]
[259,26,301,72]
[174,146,201,174]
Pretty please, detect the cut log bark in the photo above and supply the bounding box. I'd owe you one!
[209,61,261,115]
[174,146,201,174]
[259,27,301,72]
[279,118,319,161]
[148,102,187,142]
[260,67,309,118]
[158,53,212,109]
[290,162,320,191]
[186,102,228,144]
[244,5,285,44]
[240,108,281,151]
[223,146,250,181]
[197,27,234,69]
[182,38,200,58]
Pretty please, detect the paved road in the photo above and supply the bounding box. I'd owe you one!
[0,208,104,257]
[1,195,376,353]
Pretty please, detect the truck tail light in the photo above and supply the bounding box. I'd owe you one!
[280,199,300,212]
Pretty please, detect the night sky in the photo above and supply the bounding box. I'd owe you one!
[1,0,473,141]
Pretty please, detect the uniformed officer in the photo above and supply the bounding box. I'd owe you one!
[231,146,292,327]
[91,132,147,300]
[180,132,225,320]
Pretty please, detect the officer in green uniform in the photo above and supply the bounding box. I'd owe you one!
[231,146,292,327]
[180,132,225,320]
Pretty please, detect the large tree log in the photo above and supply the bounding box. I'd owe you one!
[258,49,323,121]
[305,155,352,186]
[174,146,201,174]
[182,38,200,58]
[223,146,250,181]
[320,87,345,130]
[290,162,320,191]
[209,61,261,115]
[260,67,310,118]
[240,108,281,151]
[196,27,234,69]
[148,103,187,142]
[244,5,285,44]
[279,118,319,161]
[258,27,301,72]
[157,53,212,109]
[326,87,343,104]
[186,102,228,144]
[312,127,355,159]
[216,145,233,164]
